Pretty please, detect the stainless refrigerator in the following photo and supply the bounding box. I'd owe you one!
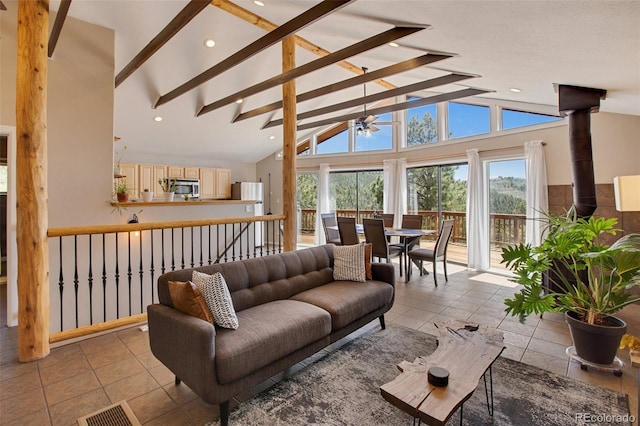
[231,182,264,246]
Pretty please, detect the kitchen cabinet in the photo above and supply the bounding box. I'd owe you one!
[139,164,168,198]
[200,168,231,199]
[167,166,184,178]
[215,168,231,199]
[184,167,199,179]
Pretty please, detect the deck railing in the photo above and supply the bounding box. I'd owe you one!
[300,209,526,247]
[47,215,285,342]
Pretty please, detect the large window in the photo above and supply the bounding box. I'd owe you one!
[447,102,490,139]
[316,129,348,154]
[355,112,393,152]
[329,170,383,222]
[406,99,437,146]
[502,109,561,130]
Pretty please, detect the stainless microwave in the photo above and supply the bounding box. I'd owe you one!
[174,178,200,198]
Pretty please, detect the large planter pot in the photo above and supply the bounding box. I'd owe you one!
[116,192,129,203]
[163,191,175,202]
[565,311,626,365]
[142,191,154,202]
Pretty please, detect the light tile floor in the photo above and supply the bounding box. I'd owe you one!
[0,264,638,425]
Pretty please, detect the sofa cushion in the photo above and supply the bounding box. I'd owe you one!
[290,280,394,330]
[192,271,239,329]
[333,244,366,282]
[167,281,213,324]
[215,299,331,384]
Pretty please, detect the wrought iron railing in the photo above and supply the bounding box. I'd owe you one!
[47,215,285,341]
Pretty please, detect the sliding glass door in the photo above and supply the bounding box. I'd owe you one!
[406,163,468,264]
[329,170,383,222]
[296,173,318,247]
[487,159,526,269]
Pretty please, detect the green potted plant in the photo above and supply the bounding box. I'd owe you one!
[501,210,640,365]
[114,179,129,203]
[158,178,177,201]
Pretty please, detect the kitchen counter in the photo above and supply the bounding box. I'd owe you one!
[110,199,258,207]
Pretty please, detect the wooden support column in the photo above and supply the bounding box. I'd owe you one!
[282,36,296,252]
[16,0,50,361]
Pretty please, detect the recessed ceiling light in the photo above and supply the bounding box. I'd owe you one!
[510,88,522,93]
[388,42,399,48]
[203,38,216,48]
[269,135,275,140]
[254,0,265,6]
[153,116,163,122]
[236,99,243,104]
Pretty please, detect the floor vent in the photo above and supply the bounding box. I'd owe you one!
[77,401,141,426]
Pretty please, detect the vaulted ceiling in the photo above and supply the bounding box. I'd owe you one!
[45,0,640,163]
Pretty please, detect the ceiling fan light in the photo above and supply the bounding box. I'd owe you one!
[364,127,372,137]
[356,127,363,136]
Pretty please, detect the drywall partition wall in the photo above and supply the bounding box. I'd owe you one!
[257,152,284,215]
[47,15,116,228]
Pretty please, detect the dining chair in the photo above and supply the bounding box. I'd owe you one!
[337,217,360,245]
[379,213,395,228]
[362,218,403,269]
[390,214,424,273]
[407,219,455,286]
[320,212,341,245]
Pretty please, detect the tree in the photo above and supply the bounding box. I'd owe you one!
[407,112,437,146]
[296,174,317,209]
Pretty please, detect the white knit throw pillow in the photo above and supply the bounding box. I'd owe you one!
[192,270,239,329]
[333,244,367,282]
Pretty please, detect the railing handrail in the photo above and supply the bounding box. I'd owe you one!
[48,214,286,237]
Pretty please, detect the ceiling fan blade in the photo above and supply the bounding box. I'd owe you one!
[365,115,377,124]
[374,121,400,125]
[369,125,381,132]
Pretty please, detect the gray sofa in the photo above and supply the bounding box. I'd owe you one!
[147,244,395,425]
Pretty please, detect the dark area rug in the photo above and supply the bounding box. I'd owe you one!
[230,325,631,425]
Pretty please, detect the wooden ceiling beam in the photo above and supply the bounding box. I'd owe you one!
[197,26,426,117]
[263,72,477,129]
[115,0,216,88]
[48,0,71,58]
[233,53,454,123]
[212,0,398,90]
[154,0,353,107]
[296,87,494,131]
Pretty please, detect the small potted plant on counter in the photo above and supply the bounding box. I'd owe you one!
[142,188,154,202]
[114,179,129,203]
[159,178,177,201]
[501,210,640,365]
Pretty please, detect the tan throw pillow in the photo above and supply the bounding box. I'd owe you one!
[192,270,239,329]
[363,243,373,280]
[333,244,367,282]
[167,281,214,324]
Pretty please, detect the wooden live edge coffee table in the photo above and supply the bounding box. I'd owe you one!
[380,320,505,425]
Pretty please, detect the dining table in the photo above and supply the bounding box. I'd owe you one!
[329,224,435,281]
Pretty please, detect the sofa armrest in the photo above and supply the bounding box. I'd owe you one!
[371,262,395,286]
[147,304,218,398]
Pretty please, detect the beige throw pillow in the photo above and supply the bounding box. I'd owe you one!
[333,244,367,282]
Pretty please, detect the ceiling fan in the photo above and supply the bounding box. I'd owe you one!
[353,67,393,137]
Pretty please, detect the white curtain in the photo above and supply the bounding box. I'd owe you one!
[466,149,489,270]
[524,140,548,246]
[383,158,407,228]
[314,163,331,245]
